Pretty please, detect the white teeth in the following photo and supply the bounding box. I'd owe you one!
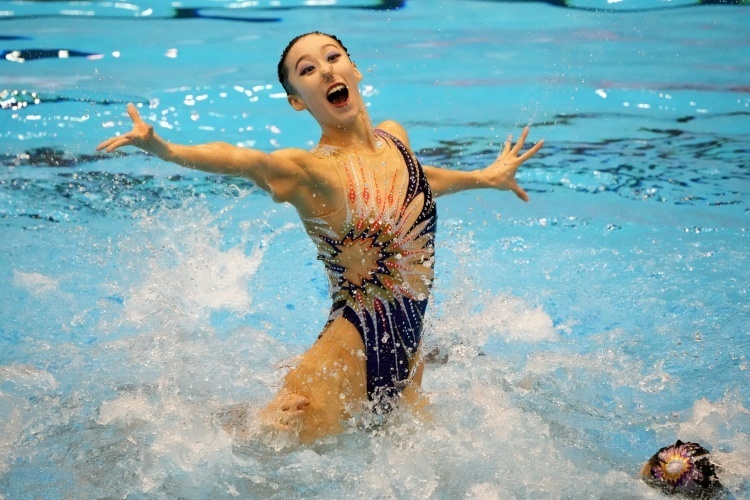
[327,84,346,96]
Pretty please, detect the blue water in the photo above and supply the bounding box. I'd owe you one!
[1,0,749,498]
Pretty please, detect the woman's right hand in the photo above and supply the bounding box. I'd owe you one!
[96,103,159,154]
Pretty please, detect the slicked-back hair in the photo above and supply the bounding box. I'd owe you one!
[277,32,351,96]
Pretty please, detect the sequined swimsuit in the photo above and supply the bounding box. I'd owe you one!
[302,129,436,409]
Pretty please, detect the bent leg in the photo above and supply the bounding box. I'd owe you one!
[258,316,368,444]
[228,321,431,444]
[258,391,309,434]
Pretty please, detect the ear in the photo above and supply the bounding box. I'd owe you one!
[287,94,307,112]
[353,64,363,83]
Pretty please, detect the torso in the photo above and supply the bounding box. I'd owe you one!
[299,129,437,410]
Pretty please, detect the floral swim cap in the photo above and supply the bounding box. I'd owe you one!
[641,440,724,498]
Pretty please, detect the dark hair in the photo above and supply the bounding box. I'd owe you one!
[277,32,351,95]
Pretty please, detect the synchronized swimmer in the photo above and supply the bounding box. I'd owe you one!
[97,31,544,444]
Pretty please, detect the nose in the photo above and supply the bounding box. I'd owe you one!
[321,65,334,79]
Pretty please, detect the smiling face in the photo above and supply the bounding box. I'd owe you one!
[281,34,364,128]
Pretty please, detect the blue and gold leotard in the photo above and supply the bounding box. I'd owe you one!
[302,129,436,410]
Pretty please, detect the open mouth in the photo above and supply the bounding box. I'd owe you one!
[326,84,349,106]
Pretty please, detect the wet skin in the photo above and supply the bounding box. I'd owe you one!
[97,33,543,444]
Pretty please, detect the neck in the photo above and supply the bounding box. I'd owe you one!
[318,109,381,153]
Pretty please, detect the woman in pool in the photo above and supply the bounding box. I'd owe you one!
[97,31,544,444]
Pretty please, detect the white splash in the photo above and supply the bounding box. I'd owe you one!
[97,392,155,427]
[429,290,558,362]
[0,393,23,475]
[12,270,60,296]
[0,364,58,390]
[0,364,59,474]
[677,394,750,494]
[114,207,293,329]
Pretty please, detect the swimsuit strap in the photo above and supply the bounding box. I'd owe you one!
[374,128,434,227]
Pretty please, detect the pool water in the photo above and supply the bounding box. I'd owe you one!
[1,0,749,497]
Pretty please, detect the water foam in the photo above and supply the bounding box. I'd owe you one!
[11,270,60,297]
[3,191,747,497]
[649,393,750,495]
[112,205,279,329]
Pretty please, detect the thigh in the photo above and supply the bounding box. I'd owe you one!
[304,315,368,398]
[281,316,368,417]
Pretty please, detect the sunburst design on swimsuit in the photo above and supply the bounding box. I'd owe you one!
[303,130,436,408]
[318,189,434,312]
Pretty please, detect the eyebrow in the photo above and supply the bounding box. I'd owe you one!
[294,44,341,72]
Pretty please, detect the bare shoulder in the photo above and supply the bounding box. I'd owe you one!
[269,147,318,169]
[375,120,412,148]
[264,146,341,207]
[270,147,338,180]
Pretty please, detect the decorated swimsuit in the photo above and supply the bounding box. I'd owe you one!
[302,129,437,410]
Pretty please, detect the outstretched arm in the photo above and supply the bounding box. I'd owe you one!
[423,127,544,200]
[96,103,310,201]
[376,120,543,201]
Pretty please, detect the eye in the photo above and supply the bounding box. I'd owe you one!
[327,52,341,63]
[299,64,314,76]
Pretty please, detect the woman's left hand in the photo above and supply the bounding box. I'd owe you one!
[483,126,544,202]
